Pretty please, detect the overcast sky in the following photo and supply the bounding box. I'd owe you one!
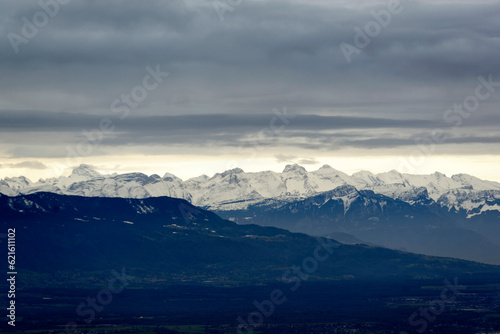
[1,0,499,181]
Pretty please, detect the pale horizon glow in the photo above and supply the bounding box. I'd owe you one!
[1,154,499,184]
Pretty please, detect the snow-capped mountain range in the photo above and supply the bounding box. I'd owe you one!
[1,164,499,217]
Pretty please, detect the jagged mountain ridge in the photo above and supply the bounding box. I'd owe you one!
[214,185,500,264]
[1,164,500,216]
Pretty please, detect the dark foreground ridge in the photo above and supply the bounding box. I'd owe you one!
[2,192,500,285]
[1,192,500,333]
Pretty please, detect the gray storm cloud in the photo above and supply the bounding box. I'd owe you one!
[0,0,499,160]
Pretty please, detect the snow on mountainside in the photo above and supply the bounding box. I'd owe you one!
[1,164,500,216]
[0,176,33,196]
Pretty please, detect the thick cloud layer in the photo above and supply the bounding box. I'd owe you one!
[0,0,499,173]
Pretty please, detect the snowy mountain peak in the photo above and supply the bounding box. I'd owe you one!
[433,172,447,178]
[162,172,181,182]
[186,175,209,183]
[451,173,500,191]
[283,164,307,174]
[219,168,245,178]
[70,164,101,179]
[4,175,32,186]
[377,170,406,184]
